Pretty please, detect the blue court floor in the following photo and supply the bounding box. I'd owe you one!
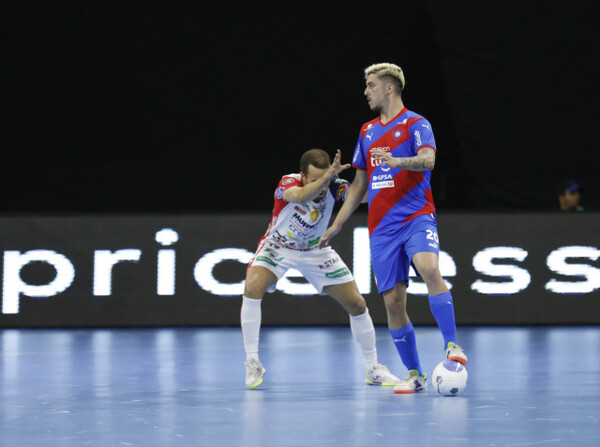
[1,326,599,447]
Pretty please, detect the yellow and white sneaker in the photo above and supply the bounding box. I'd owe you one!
[393,370,427,394]
[365,363,401,386]
[244,359,265,389]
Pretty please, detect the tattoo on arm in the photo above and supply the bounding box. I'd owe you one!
[396,148,435,171]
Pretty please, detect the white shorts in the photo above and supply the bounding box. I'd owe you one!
[248,240,354,295]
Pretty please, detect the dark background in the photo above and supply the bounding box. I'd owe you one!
[4,0,598,213]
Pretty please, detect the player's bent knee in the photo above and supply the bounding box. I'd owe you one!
[244,276,271,298]
[244,266,278,297]
[349,297,367,316]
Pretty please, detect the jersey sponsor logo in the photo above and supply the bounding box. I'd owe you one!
[366,133,373,141]
[369,147,392,168]
[262,247,283,260]
[307,237,320,248]
[421,123,431,130]
[319,256,340,269]
[325,267,350,278]
[287,225,311,239]
[415,130,423,146]
[373,174,393,181]
[271,230,290,245]
[276,187,284,199]
[372,180,395,190]
[370,158,391,172]
[294,206,307,215]
[255,255,278,267]
[282,178,296,185]
[292,213,319,230]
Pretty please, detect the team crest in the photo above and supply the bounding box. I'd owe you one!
[394,129,404,140]
[310,210,319,222]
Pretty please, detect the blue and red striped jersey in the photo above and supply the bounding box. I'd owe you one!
[352,107,437,236]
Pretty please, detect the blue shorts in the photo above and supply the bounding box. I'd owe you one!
[370,214,440,294]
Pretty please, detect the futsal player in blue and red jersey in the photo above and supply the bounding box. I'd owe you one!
[320,63,468,394]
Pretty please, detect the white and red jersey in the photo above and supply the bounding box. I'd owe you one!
[257,173,349,250]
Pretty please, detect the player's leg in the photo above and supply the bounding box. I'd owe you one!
[382,282,428,393]
[412,251,467,365]
[301,247,399,385]
[323,281,400,386]
[241,265,277,389]
[242,265,277,360]
[370,231,426,383]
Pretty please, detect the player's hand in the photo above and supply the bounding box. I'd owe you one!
[327,149,351,179]
[371,149,398,168]
[319,223,342,248]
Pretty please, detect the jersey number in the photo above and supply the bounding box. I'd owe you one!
[426,229,439,243]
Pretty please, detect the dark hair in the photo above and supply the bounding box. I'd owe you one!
[380,74,403,96]
[555,179,582,196]
[300,149,330,174]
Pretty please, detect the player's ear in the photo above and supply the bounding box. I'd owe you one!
[300,172,307,184]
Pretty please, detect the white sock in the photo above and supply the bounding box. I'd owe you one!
[349,308,377,368]
[241,296,262,361]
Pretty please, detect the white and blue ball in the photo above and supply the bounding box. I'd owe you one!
[432,360,468,396]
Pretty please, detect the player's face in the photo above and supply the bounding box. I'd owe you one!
[364,74,387,112]
[302,164,329,201]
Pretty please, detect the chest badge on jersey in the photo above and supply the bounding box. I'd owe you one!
[311,210,320,222]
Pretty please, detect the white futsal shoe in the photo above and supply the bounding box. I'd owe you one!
[365,363,401,386]
[244,359,265,389]
[393,370,427,394]
[445,342,468,365]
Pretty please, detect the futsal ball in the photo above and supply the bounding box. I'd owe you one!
[432,360,468,396]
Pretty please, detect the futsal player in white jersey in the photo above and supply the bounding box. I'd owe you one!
[241,148,401,389]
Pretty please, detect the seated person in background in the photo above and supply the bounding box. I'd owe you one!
[556,179,584,212]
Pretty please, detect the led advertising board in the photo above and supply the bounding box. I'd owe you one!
[0,213,598,327]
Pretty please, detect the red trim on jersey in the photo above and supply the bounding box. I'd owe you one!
[256,175,302,247]
[368,170,424,235]
[360,117,380,137]
[272,176,302,216]
[417,145,436,153]
[402,189,436,224]
[378,107,408,126]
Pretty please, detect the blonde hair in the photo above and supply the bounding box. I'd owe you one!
[364,63,405,94]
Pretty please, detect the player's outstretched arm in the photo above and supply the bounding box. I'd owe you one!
[319,169,368,248]
[371,147,435,171]
[284,149,350,204]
